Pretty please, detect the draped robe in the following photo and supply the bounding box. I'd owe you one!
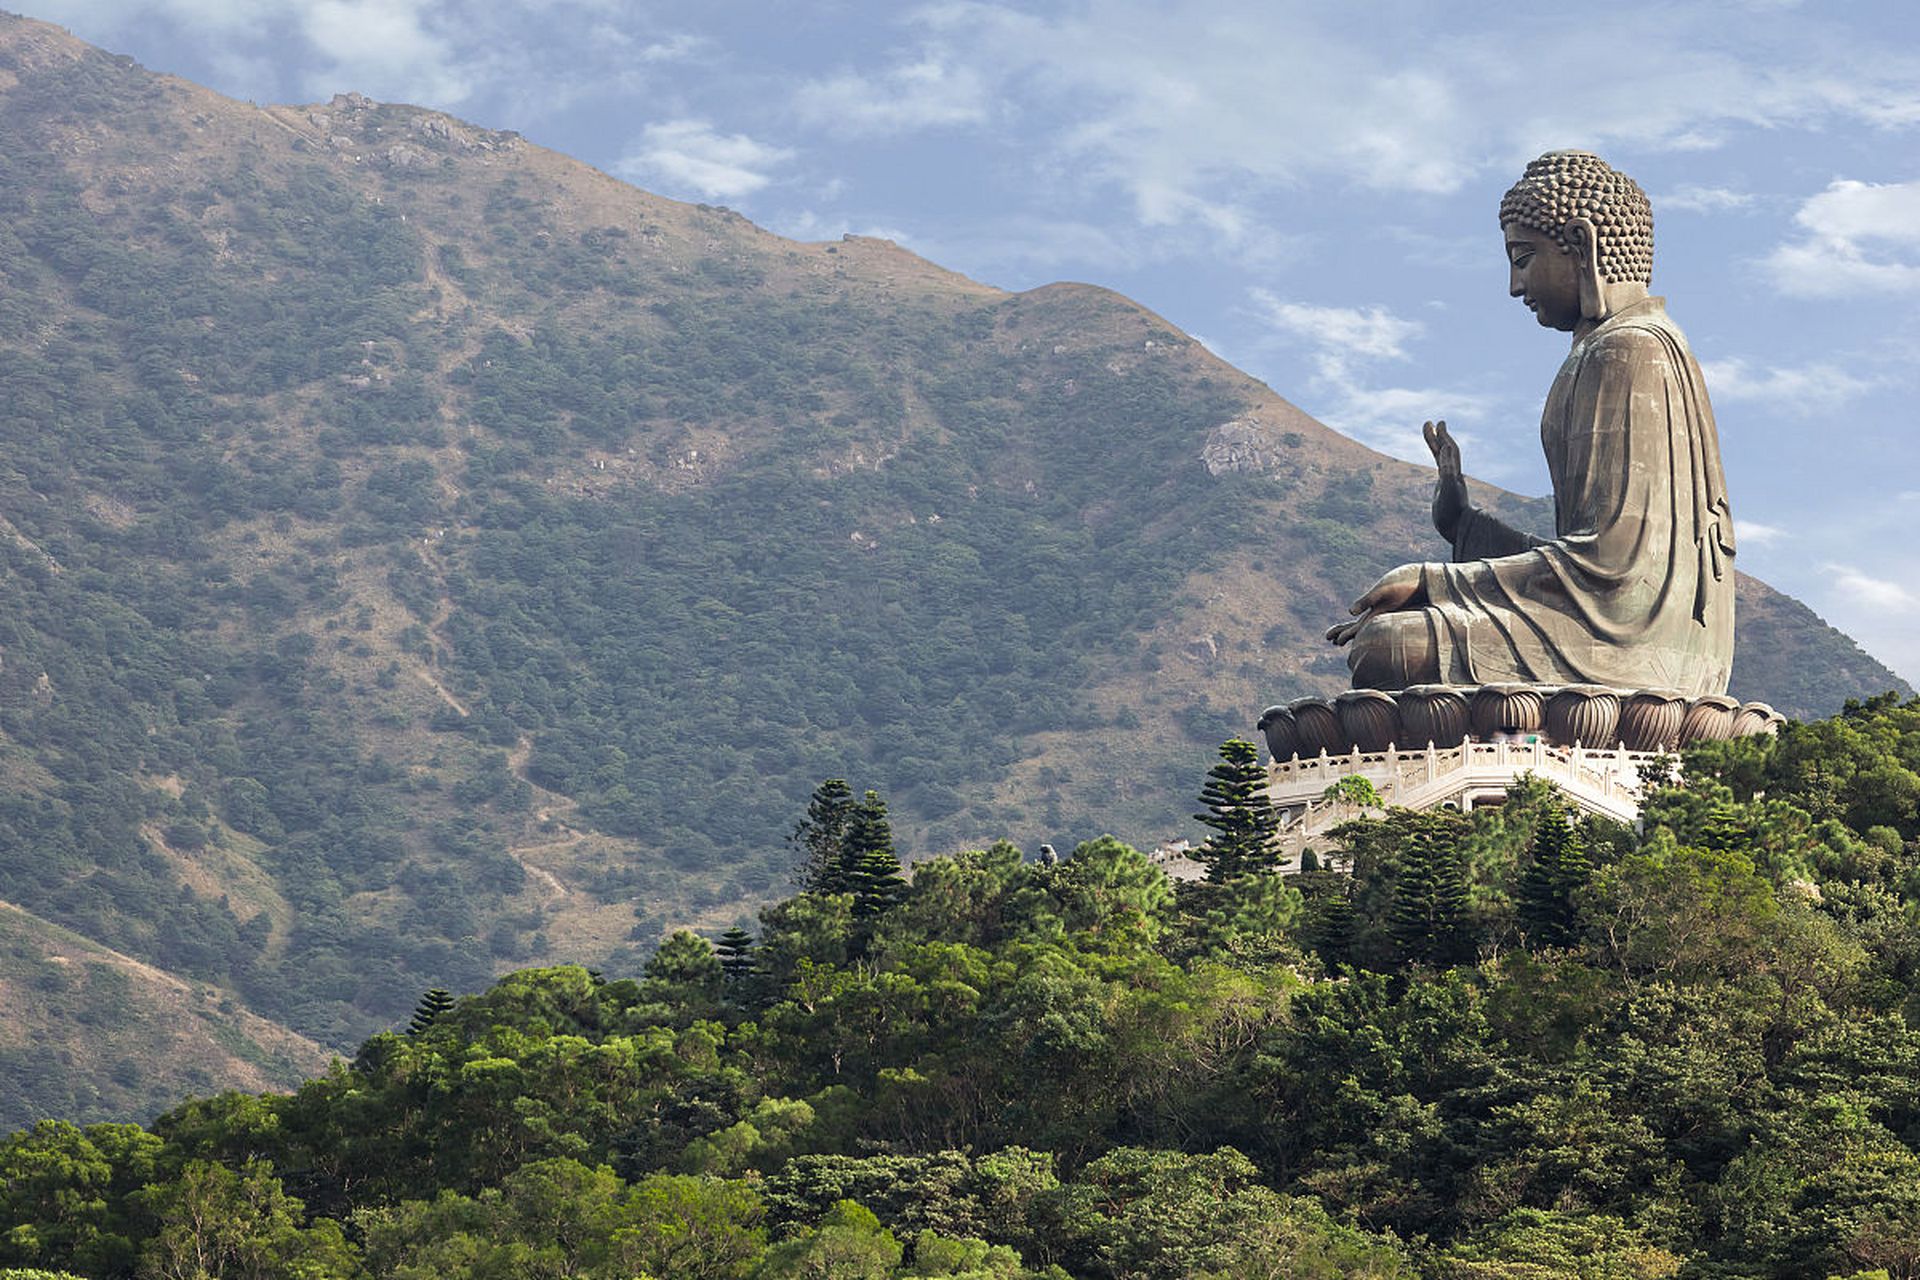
[1351,296,1736,695]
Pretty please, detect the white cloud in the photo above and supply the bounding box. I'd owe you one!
[300,0,469,104]
[1765,179,1920,297]
[35,0,701,115]
[35,0,280,35]
[899,0,1920,250]
[794,54,990,137]
[1249,293,1421,361]
[1823,562,1920,614]
[1245,290,1498,463]
[1735,519,1785,546]
[1656,185,1755,214]
[1701,356,1875,411]
[615,119,794,202]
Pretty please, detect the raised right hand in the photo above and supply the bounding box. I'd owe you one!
[1425,419,1469,543]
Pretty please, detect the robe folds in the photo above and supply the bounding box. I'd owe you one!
[1367,296,1736,695]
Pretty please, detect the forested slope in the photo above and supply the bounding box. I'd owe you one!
[4,696,1919,1278]
[0,12,1906,1125]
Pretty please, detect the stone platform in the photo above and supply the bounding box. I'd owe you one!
[1255,684,1784,864]
[1258,684,1781,760]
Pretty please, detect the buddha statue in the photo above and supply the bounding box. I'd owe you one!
[1327,150,1736,696]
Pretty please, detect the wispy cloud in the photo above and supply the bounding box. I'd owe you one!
[1246,290,1497,463]
[1702,356,1876,411]
[615,120,794,202]
[1764,179,1920,297]
[32,0,704,113]
[794,54,991,138]
[298,0,468,103]
[1823,561,1920,614]
[1735,519,1785,547]
[1250,295,1421,362]
[1656,184,1755,214]
[897,0,1920,251]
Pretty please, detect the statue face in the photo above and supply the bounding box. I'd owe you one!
[1504,221,1583,331]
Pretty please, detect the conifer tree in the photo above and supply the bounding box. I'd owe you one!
[407,988,456,1036]
[1387,811,1471,966]
[1698,803,1750,853]
[1308,884,1356,966]
[1194,738,1282,882]
[791,778,856,894]
[844,790,907,919]
[715,925,756,984]
[1517,805,1588,947]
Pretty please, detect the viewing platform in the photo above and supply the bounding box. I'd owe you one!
[1266,739,1657,862]
[1254,683,1785,864]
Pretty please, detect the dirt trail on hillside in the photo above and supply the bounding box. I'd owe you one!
[0,897,330,1060]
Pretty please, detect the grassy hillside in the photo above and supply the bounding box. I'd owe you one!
[0,14,1905,1126]
[0,899,328,1121]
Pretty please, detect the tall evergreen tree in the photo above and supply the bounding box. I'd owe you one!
[844,790,907,919]
[1307,883,1356,967]
[715,925,756,985]
[1387,810,1472,966]
[1698,803,1750,853]
[1517,805,1589,948]
[407,988,456,1036]
[790,778,857,894]
[1194,738,1282,882]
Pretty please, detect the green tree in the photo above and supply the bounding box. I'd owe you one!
[1438,1209,1685,1278]
[844,792,907,921]
[1322,775,1383,818]
[756,1199,902,1279]
[1516,806,1588,948]
[1307,884,1357,967]
[407,988,457,1036]
[1048,1146,1413,1280]
[0,1120,162,1277]
[715,927,756,987]
[792,780,858,894]
[1388,810,1473,966]
[134,1159,358,1280]
[1588,839,1779,983]
[612,1172,766,1280]
[1193,739,1281,882]
[642,932,725,1022]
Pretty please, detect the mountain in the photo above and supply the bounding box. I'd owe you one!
[0,13,1906,1128]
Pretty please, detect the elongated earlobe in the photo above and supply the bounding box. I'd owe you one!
[1565,216,1607,321]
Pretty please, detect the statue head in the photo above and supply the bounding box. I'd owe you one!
[1499,151,1653,331]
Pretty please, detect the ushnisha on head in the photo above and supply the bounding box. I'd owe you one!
[1499,150,1654,285]
[1500,150,1654,333]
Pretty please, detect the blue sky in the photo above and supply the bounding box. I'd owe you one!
[31,0,1920,686]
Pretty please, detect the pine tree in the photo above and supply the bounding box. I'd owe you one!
[844,790,907,919]
[1194,738,1282,882]
[1517,806,1589,948]
[715,925,756,984]
[1387,811,1472,966]
[1698,803,1749,852]
[1308,884,1356,966]
[407,988,456,1036]
[790,778,856,893]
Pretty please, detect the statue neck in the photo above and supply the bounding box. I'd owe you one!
[1573,282,1652,343]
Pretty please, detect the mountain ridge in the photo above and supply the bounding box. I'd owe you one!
[0,10,1905,1128]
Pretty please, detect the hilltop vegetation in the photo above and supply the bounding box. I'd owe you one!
[0,12,1907,1125]
[3,695,1919,1278]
